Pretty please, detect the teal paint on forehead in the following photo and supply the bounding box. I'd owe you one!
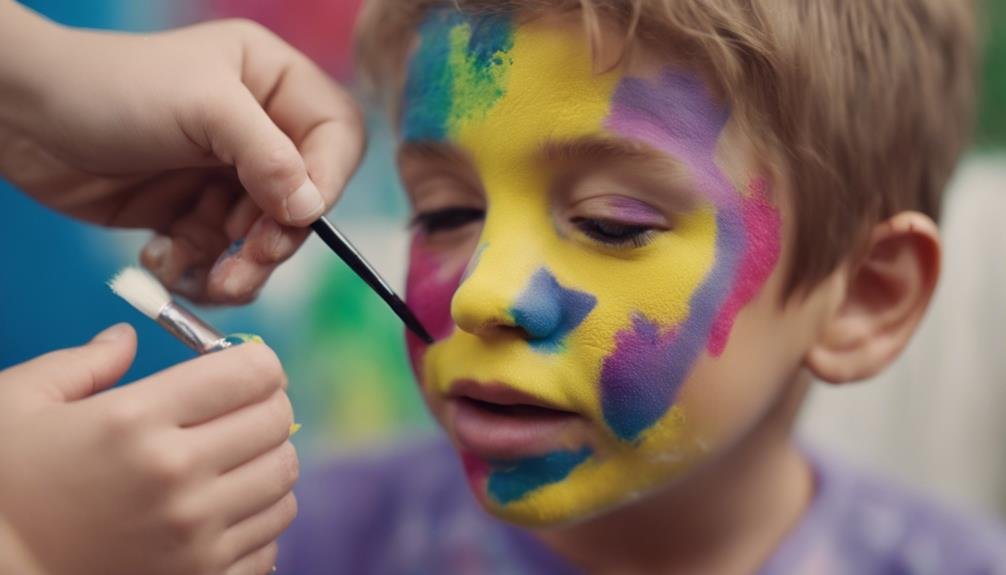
[400,10,514,141]
[401,10,460,141]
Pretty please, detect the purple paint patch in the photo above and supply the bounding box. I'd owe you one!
[599,315,684,440]
[599,69,780,441]
[604,196,668,228]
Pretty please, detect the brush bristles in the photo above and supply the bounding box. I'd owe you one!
[108,267,171,320]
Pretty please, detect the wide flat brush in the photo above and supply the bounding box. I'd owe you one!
[108,267,230,353]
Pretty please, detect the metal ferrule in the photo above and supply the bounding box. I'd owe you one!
[157,302,224,354]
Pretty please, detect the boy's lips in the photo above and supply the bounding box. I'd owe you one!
[445,380,585,459]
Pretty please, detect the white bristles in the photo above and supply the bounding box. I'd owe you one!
[108,267,171,320]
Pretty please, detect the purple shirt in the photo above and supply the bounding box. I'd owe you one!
[278,436,1006,574]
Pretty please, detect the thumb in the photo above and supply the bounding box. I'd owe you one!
[2,323,137,402]
[201,86,325,226]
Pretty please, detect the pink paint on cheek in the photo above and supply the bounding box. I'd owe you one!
[706,178,782,356]
[404,236,466,371]
[460,451,490,496]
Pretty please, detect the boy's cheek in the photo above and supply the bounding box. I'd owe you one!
[404,237,472,372]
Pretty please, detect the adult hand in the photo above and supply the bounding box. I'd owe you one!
[0,2,365,303]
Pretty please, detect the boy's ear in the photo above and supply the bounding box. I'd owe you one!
[805,212,941,383]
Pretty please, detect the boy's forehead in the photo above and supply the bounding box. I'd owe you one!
[400,11,733,173]
[400,10,613,145]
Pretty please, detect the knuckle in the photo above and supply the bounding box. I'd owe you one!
[260,145,304,189]
[258,543,280,572]
[275,441,300,489]
[104,399,146,434]
[142,443,194,486]
[223,18,269,41]
[162,500,205,543]
[278,492,299,527]
[237,345,284,393]
[268,392,295,432]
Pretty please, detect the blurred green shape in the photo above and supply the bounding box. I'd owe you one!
[977,0,1006,148]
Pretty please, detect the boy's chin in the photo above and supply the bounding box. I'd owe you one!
[460,454,697,529]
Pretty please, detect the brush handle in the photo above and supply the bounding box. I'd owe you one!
[311,217,397,297]
[158,302,225,354]
[311,217,434,344]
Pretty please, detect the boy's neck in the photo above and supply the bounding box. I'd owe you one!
[536,375,813,575]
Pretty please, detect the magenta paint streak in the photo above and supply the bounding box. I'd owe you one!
[707,178,781,356]
[404,237,465,372]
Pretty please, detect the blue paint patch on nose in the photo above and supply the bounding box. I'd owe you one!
[510,268,596,352]
[487,447,592,505]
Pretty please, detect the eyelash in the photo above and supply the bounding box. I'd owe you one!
[571,217,657,248]
[410,208,656,249]
[410,207,485,235]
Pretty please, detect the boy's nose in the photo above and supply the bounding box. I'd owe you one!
[451,246,596,350]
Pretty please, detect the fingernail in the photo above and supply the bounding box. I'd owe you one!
[143,235,173,275]
[219,259,256,297]
[93,323,130,343]
[285,179,324,223]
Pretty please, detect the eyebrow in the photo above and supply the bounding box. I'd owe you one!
[399,137,685,172]
[398,140,469,167]
[538,136,697,209]
[398,136,699,208]
[537,136,682,167]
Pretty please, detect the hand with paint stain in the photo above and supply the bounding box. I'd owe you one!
[0,324,297,575]
[0,1,364,304]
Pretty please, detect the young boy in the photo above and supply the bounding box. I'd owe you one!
[280,1,1004,573]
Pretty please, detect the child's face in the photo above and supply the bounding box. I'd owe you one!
[398,11,806,526]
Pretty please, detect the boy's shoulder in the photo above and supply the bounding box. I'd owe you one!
[278,434,578,575]
[762,447,1006,575]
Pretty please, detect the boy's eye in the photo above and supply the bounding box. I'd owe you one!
[571,217,656,248]
[410,207,485,235]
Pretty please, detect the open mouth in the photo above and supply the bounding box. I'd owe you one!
[447,380,583,459]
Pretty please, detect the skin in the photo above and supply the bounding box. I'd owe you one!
[0,0,364,304]
[0,3,363,574]
[398,10,942,574]
[400,10,795,526]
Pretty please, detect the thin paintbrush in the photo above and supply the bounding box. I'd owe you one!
[310,216,433,344]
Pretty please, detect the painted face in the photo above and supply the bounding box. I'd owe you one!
[399,11,783,526]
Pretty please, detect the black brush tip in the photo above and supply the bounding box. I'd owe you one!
[392,296,434,344]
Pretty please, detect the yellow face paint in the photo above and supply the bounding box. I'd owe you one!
[401,11,781,525]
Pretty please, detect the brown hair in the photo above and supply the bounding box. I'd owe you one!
[356,0,977,296]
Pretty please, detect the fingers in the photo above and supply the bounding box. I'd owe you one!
[0,323,137,402]
[201,439,299,527]
[191,391,294,475]
[239,25,365,213]
[140,184,234,296]
[199,81,324,226]
[220,492,297,569]
[224,542,278,575]
[205,214,310,302]
[110,341,285,427]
